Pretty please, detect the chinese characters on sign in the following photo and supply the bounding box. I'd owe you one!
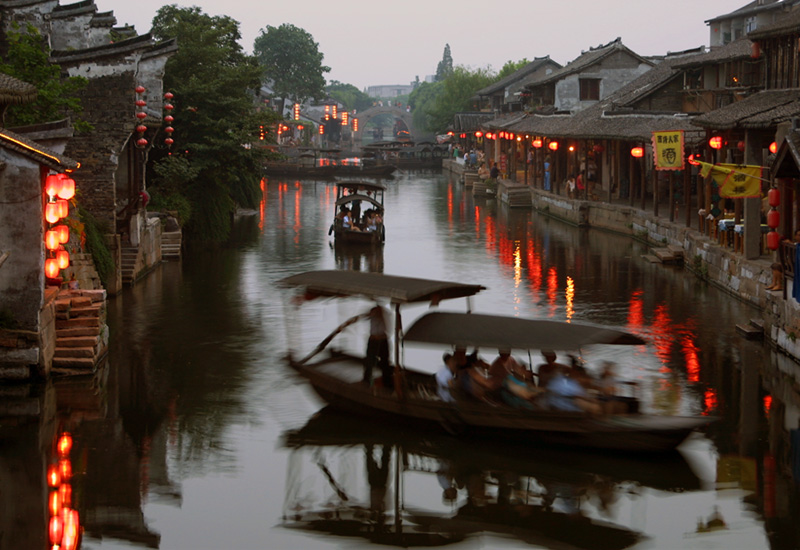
[651,131,684,170]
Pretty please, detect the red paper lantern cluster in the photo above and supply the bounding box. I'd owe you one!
[767,186,781,250]
[135,85,148,148]
[164,91,175,148]
[48,432,81,550]
[43,173,76,279]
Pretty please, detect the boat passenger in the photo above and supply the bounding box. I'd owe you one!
[342,207,360,231]
[436,353,459,403]
[364,209,378,232]
[545,369,602,414]
[596,361,628,414]
[536,350,569,388]
[500,359,542,409]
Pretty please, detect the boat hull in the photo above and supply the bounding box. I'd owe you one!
[289,355,710,453]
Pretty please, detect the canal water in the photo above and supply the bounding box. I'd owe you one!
[6,171,800,549]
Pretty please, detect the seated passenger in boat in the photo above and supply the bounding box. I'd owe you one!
[436,353,459,403]
[500,358,542,409]
[536,350,569,388]
[545,368,602,414]
[364,209,378,232]
[459,349,495,402]
[342,207,360,231]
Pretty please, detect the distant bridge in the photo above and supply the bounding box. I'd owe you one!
[354,105,416,141]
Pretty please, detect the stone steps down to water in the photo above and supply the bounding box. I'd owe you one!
[643,245,685,265]
[736,318,765,340]
[52,289,108,374]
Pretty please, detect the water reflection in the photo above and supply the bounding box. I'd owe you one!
[3,174,800,548]
[282,407,700,549]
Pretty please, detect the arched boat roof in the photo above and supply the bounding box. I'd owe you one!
[403,311,647,350]
[335,181,386,192]
[278,271,485,304]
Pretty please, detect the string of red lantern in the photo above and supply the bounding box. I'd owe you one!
[767,186,781,250]
[164,91,175,148]
[135,85,148,148]
[43,171,76,279]
[48,431,80,550]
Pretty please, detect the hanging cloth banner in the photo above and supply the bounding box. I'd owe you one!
[652,130,684,170]
[692,160,764,198]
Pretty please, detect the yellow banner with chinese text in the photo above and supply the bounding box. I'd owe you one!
[652,131,684,170]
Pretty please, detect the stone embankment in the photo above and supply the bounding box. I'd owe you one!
[443,159,799,362]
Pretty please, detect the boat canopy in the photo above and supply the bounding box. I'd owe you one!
[278,271,485,304]
[403,312,647,350]
[335,181,386,192]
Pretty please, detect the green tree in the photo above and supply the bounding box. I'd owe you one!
[0,23,90,131]
[325,81,372,113]
[149,5,280,243]
[435,44,453,82]
[412,66,494,134]
[253,24,329,114]
[496,59,530,80]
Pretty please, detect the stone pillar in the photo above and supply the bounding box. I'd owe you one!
[743,135,762,259]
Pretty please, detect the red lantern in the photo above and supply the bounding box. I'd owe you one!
[767,231,781,250]
[56,224,69,244]
[136,125,147,134]
[45,174,62,198]
[737,140,745,151]
[49,490,62,516]
[47,464,61,487]
[57,249,70,270]
[769,141,778,154]
[165,115,174,123]
[631,147,644,158]
[709,136,723,149]
[57,199,68,219]
[135,99,146,107]
[45,202,60,224]
[767,209,780,229]
[164,103,174,111]
[475,131,483,138]
[164,92,174,100]
[751,42,761,59]
[62,509,79,550]
[136,111,147,120]
[136,138,148,148]
[135,85,145,94]
[165,126,174,134]
[46,231,60,251]
[548,141,559,151]
[768,187,780,207]
[49,516,64,546]
[58,433,72,456]
[59,458,72,481]
[59,483,72,508]
[508,133,515,140]
[57,178,75,200]
[45,258,60,278]
[165,138,174,146]
[532,139,543,148]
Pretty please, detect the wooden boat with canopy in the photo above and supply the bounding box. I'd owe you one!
[329,181,386,245]
[280,270,713,453]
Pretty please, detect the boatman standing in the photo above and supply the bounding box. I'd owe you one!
[364,304,392,389]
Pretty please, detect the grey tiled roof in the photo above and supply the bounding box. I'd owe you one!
[475,57,561,97]
[0,128,78,170]
[748,4,800,39]
[0,73,37,105]
[692,89,800,129]
[672,38,754,69]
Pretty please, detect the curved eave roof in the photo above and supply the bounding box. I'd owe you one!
[692,89,800,130]
[0,73,37,105]
[0,129,78,171]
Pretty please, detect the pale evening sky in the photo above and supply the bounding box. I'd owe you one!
[106,0,743,91]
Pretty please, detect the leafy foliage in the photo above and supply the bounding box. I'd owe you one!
[325,81,372,112]
[149,5,280,243]
[435,44,454,82]
[497,59,531,80]
[253,24,329,113]
[78,206,114,287]
[0,23,91,131]
[410,66,494,133]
